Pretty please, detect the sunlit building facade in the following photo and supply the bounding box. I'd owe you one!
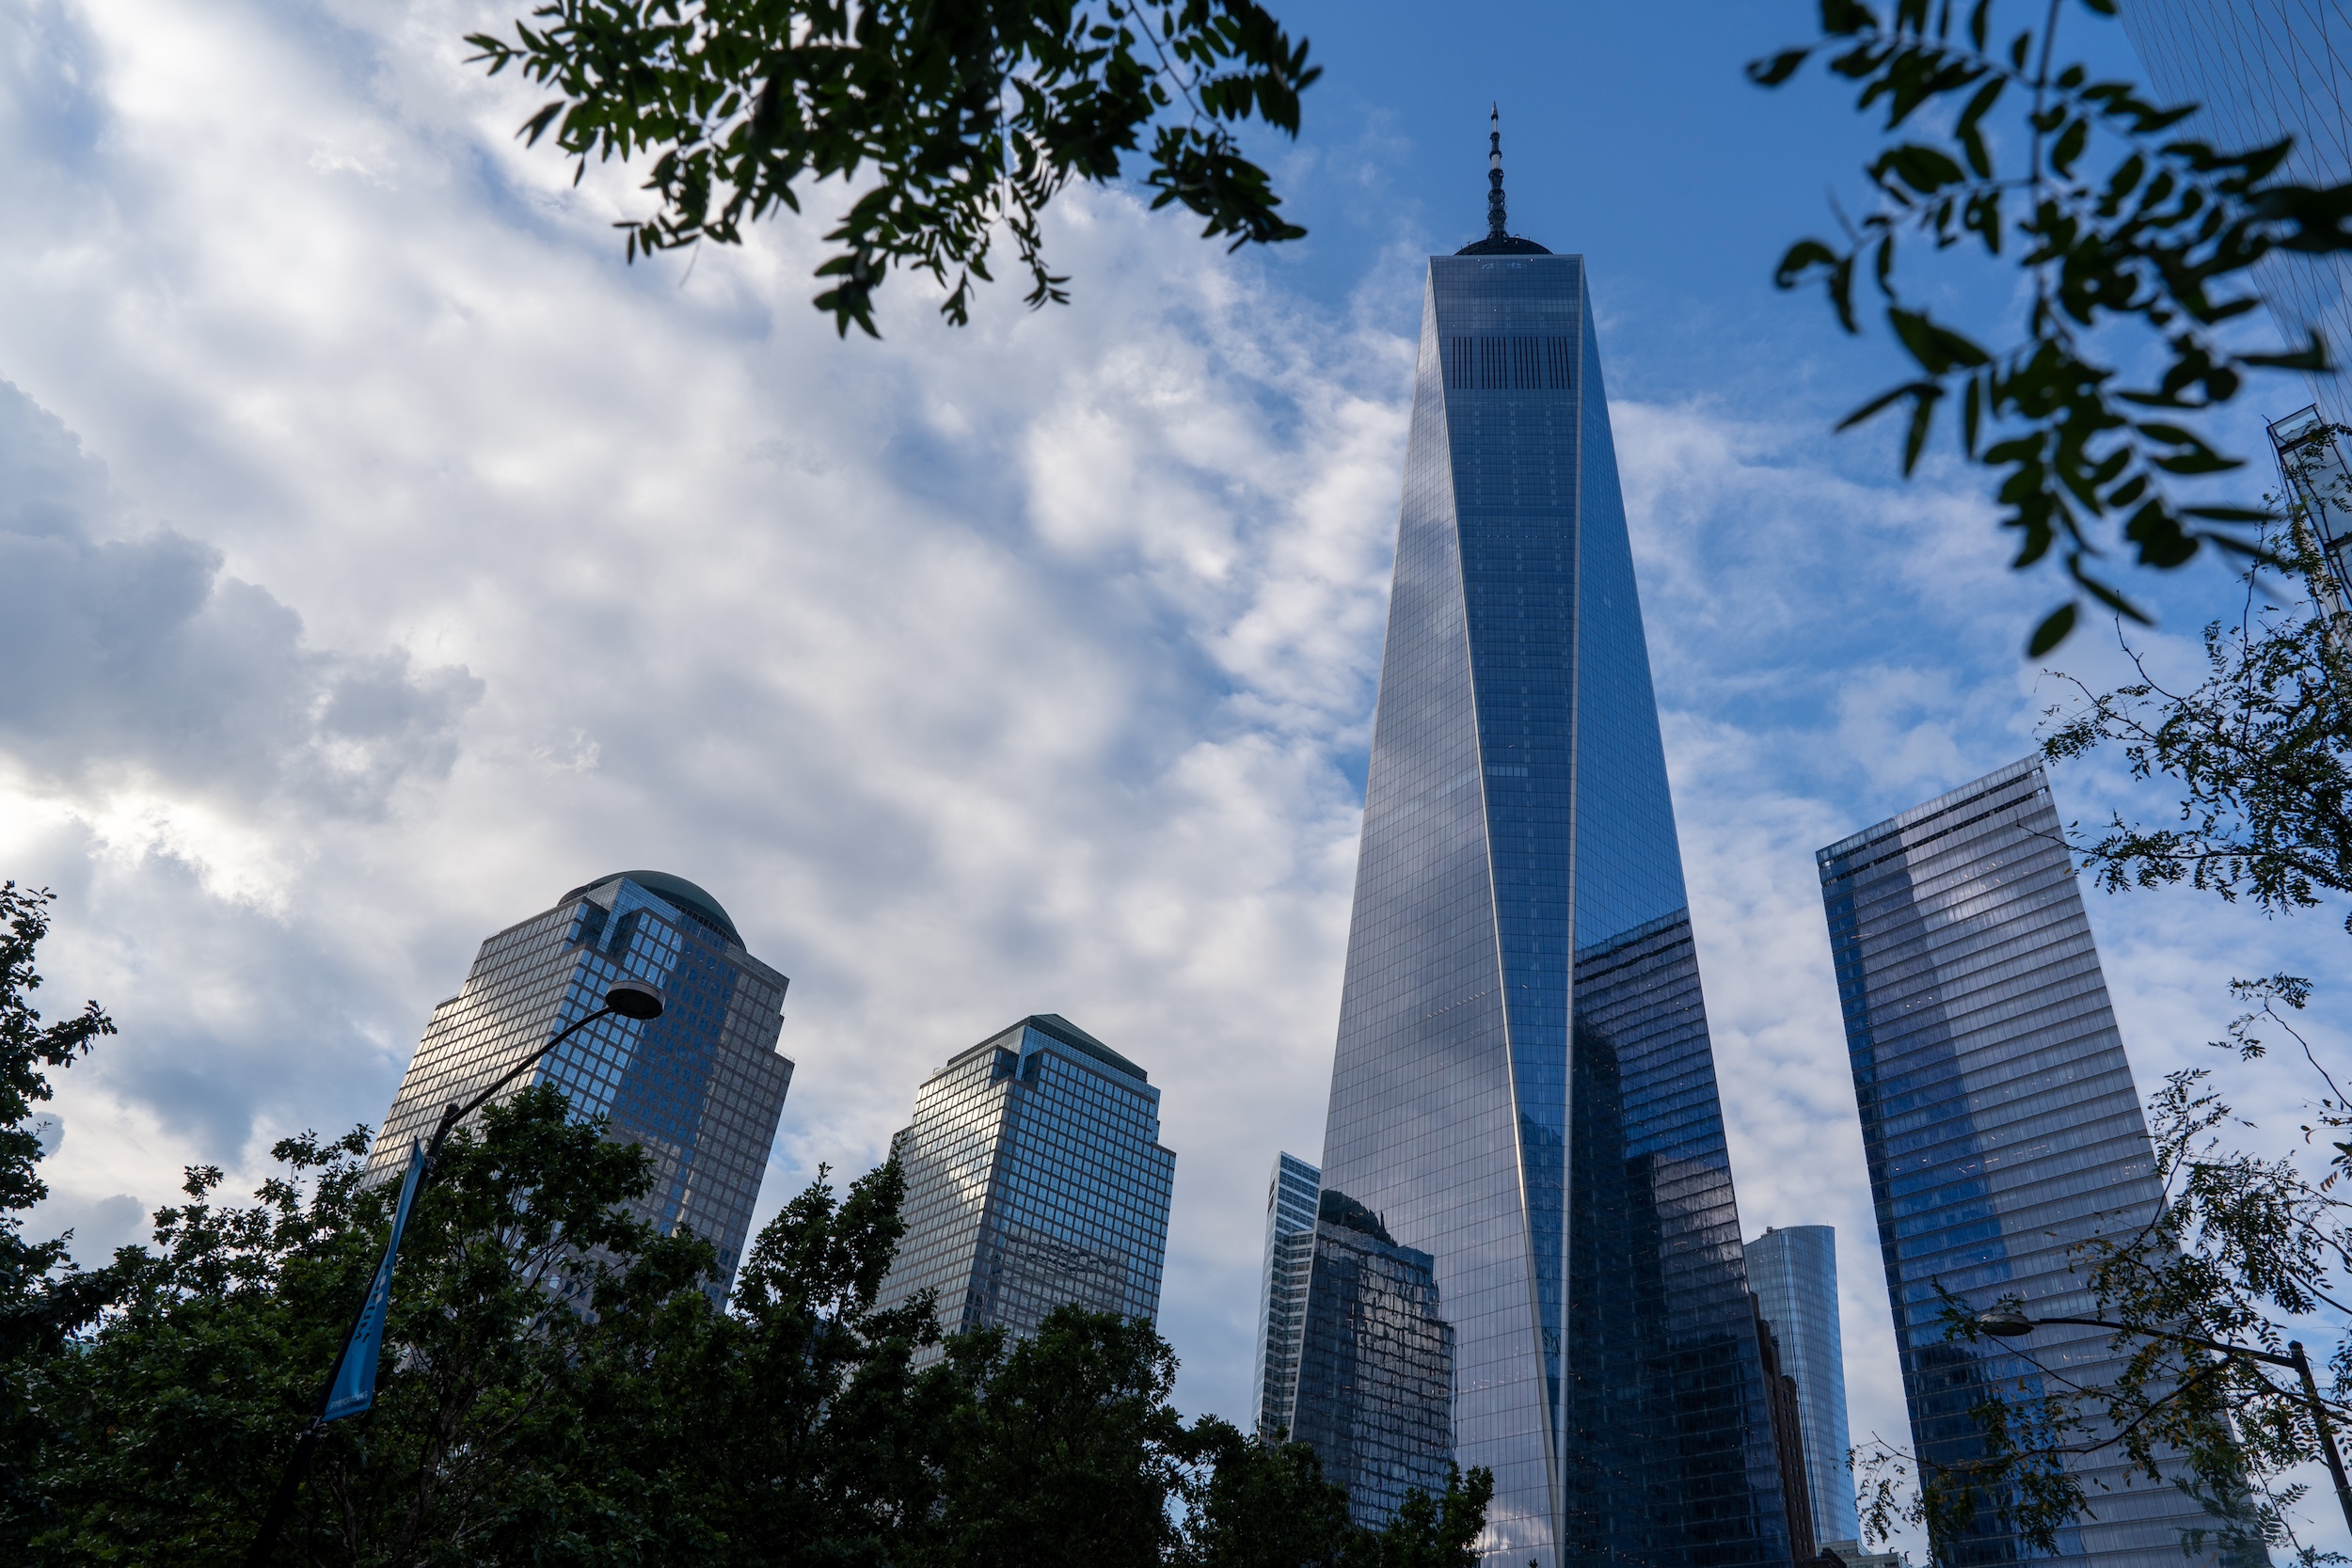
[1818,757,2262,1568]
[1311,124,1790,1564]
[368,870,795,1293]
[875,1014,1175,1353]
[1745,1225,1859,1548]
[2119,1,2352,415]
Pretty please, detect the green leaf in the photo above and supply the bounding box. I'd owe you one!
[2026,602,2079,656]
[1748,49,1812,87]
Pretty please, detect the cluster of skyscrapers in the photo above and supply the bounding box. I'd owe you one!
[370,876,1179,1322]
[364,15,2352,1559]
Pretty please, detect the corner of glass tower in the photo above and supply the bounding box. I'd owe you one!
[1317,235,1790,1566]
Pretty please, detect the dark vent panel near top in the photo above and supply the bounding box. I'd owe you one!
[1443,336,1575,391]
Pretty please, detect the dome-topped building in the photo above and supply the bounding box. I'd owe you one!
[369,870,792,1293]
[561,869,741,945]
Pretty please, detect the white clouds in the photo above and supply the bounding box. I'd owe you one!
[0,380,482,911]
[0,0,1408,1425]
[3,14,2344,1554]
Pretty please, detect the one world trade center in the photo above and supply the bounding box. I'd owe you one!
[1311,119,1793,1567]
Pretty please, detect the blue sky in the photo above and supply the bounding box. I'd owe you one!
[3,2,2344,1554]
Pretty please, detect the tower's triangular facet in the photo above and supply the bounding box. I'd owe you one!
[1313,186,1791,1567]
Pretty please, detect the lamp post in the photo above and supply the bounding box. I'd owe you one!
[1976,1308,2352,1534]
[244,979,664,1567]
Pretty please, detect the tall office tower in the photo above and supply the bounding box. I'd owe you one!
[2117,3,2352,414]
[1746,1226,1860,1547]
[875,1014,1175,1352]
[1818,757,2257,1568]
[369,870,795,1292]
[1286,1188,1457,1528]
[1312,117,1789,1565]
[1752,1298,1819,1566]
[1253,1151,1323,1440]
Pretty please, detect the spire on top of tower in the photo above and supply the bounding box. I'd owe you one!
[1456,106,1550,257]
[1486,104,1508,242]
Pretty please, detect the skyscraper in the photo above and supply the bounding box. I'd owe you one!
[1752,1296,1820,1566]
[1746,1225,1860,1548]
[1253,1150,1323,1440]
[875,1014,1175,1351]
[1818,757,2255,1568]
[2117,2,2352,414]
[368,870,795,1293]
[1287,1187,1458,1528]
[1312,116,1789,1565]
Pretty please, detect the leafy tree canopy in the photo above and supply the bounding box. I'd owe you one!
[468,0,1319,336]
[1755,0,2352,650]
[0,890,1492,1565]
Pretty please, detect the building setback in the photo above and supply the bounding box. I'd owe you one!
[875,1014,1175,1354]
[1818,757,2262,1568]
[1310,117,1789,1564]
[1746,1225,1860,1548]
[368,870,794,1293]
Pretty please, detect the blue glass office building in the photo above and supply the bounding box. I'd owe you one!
[1315,125,1789,1566]
[369,870,796,1292]
[1254,1151,1324,1440]
[876,1014,1176,1352]
[1745,1226,1860,1548]
[2119,2,2352,415]
[1819,758,2259,1568]
[1288,1188,1458,1528]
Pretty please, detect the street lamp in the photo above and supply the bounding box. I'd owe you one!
[244,979,664,1567]
[1976,1308,2352,1533]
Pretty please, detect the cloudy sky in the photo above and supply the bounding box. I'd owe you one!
[5,0,2346,1552]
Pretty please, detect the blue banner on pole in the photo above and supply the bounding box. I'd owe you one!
[324,1139,427,1423]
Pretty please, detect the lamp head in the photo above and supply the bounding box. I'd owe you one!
[1978,1308,2037,1338]
[604,980,665,1021]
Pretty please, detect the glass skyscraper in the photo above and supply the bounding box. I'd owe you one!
[1287,1187,1458,1528]
[2118,2,2352,414]
[368,870,796,1293]
[1254,1150,1323,1440]
[1745,1225,1859,1548]
[1818,758,2259,1568]
[1313,121,1789,1566]
[875,1014,1175,1352]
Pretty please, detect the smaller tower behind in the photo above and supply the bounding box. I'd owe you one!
[1746,1225,1859,1547]
[876,1014,1175,1355]
[369,870,795,1293]
[1281,1187,1456,1528]
[1252,1150,1322,1440]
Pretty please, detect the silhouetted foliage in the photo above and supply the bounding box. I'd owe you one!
[1754,0,2352,649]
[0,888,1491,1563]
[468,0,1319,336]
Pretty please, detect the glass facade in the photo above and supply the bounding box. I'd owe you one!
[367,870,795,1293]
[1287,1188,1458,1528]
[1818,758,2263,1568]
[2118,2,2352,416]
[1746,1226,1860,1547]
[1254,1150,1324,1440]
[875,1014,1175,1354]
[1318,232,1787,1564]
